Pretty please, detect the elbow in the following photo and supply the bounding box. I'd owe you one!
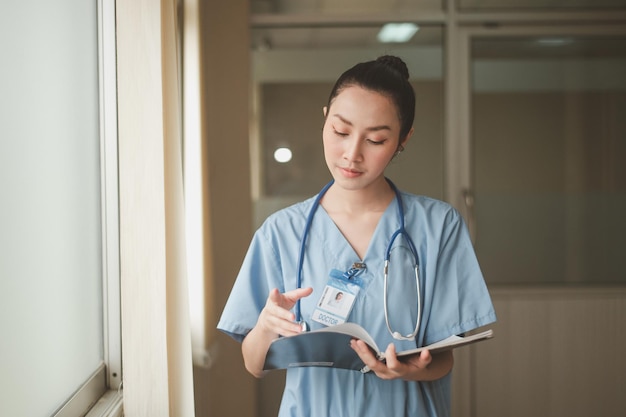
[242,345,268,378]
[244,362,268,379]
[436,350,454,379]
[420,350,454,382]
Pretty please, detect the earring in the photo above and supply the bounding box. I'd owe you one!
[394,145,404,158]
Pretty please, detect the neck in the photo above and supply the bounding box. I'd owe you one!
[322,177,395,214]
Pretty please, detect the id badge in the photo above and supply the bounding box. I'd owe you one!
[311,268,365,327]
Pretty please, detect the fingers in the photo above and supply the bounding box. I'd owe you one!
[350,339,391,377]
[350,339,384,372]
[283,286,314,304]
[258,302,299,337]
[386,346,433,381]
[269,287,313,309]
[260,287,313,337]
[351,340,434,380]
[266,288,296,320]
[386,345,431,371]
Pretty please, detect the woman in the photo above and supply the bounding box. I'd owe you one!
[218,55,496,416]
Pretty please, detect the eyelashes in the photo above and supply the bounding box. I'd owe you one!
[332,128,387,145]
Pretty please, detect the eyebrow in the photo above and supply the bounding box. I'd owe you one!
[332,114,392,132]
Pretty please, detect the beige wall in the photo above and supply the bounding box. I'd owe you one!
[191,1,257,416]
[476,287,626,417]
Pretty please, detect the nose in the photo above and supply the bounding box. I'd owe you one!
[343,136,363,163]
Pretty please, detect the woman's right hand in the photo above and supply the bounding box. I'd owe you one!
[241,286,313,378]
[257,287,314,338]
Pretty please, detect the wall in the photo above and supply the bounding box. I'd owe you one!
[476,287,626,417]
[191,1,257,416]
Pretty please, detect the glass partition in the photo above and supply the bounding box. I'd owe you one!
[471,35,626,285]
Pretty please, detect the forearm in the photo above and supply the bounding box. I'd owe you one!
[407,350,454,382]
[241,324,277,378]
[241,287,314,377]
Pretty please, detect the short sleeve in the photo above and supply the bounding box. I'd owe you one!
[424,207,496,344]
[216,227,284,343]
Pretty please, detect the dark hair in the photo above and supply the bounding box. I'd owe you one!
[326,55,415,140]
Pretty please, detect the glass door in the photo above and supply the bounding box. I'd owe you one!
[457,25,626,285]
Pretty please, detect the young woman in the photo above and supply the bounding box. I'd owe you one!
[218,55,496,416]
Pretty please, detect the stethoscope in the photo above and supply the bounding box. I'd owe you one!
[295,178,422,341]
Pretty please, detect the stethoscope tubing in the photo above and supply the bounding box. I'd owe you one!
[294,178,422,340]
[295,180,334,323]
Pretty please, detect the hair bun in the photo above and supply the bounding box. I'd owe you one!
[376,55,410,80]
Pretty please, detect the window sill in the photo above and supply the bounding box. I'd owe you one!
[85,389,123,417]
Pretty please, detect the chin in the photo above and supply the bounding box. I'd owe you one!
[332,175,370,190]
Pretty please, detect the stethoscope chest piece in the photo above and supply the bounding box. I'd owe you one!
[299,321,308,332]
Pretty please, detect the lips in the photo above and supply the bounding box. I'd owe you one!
[339,167,362,178]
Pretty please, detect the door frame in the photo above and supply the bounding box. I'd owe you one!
[446,23,626,239]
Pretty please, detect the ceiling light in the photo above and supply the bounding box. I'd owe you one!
[536,37,574,47]
[274,147,292,163]
[377,23,419,43]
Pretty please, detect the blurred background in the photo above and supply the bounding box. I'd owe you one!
[215,1,626,416]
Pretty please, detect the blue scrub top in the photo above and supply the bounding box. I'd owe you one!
[218,190,496,417]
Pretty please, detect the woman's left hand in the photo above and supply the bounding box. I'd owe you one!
[350,339,453,381]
